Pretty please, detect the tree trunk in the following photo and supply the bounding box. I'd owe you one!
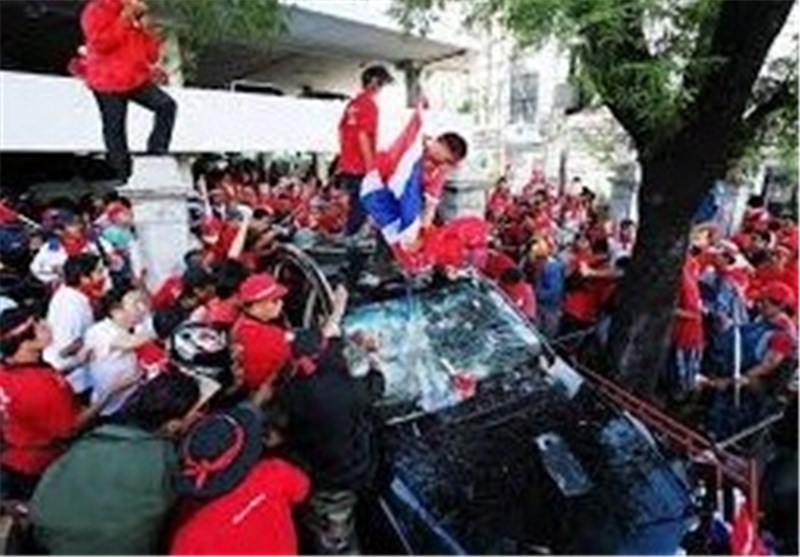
[608,150,713,398]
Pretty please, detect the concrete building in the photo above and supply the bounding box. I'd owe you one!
[467,31,573,190]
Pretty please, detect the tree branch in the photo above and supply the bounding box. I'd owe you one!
[580,1,656,150]
[686,0,794,133]
[728,78,794,160]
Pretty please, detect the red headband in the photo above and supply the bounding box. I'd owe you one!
[181,415,245,490]
[2,317,36,340]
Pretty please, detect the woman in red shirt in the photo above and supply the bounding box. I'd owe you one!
[0,308,137,500]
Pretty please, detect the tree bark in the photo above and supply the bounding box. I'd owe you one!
[607,149,710,397]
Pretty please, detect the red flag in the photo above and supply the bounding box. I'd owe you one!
[730,498,769,555]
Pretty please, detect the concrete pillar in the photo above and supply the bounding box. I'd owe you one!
[397,60,423,108]
[123,156,193,290]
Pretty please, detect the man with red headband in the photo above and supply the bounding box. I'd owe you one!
[170,398,309,555]
[0,307,136,502]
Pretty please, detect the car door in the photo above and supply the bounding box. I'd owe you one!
[268,244,334,329]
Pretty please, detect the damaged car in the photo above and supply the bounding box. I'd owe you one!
[268,241,695,555]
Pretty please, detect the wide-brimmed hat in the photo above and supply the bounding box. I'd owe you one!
[174,406,264,499]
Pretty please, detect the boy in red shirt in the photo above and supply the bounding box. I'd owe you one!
[232,273,292,391]
[338,65,394,236]
[0,308,137,501]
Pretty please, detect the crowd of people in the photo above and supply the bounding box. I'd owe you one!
[2,145,797,554]
[0,169,391,554]
[483,172,798,439]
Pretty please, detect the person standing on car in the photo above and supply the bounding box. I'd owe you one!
[338,65,394,236]
[275,327,385,555]
[72,0,177,181]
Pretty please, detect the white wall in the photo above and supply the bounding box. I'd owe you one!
[0,71,472,154]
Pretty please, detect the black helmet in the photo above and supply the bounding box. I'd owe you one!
[169,322,233,389]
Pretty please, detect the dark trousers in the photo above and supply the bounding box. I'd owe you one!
[93,83,177,180]
[0,465,39,502]
[340,173,367,236]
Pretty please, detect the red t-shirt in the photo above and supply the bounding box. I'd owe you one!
[766,313,797,358]
[0,364,80,475]
[672,258,704,349]
[232,316,292,390]
[170,459,309,555]
[337,91,378,176]
[562,252,614,324]
[205,297,240,327]
[482,250,517,281]
[206,222,241,266]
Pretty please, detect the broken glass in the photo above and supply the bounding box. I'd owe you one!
[344,279,544,418]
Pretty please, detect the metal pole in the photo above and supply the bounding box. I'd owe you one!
[749,459,760,533]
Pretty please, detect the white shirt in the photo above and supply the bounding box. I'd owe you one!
[43,285,95,393]
[29,242,69,285]
[29,238,115,286]
[84,318,140,416]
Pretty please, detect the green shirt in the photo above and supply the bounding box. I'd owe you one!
[31,424,178,555]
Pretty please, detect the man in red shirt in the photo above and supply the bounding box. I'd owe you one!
[419,131,469,229]
[670,254,705,399]
[704,281,797,438]
[73,0,176,181]
[170,403,309,555]
[0,308,136,501]
[338,65,394,236]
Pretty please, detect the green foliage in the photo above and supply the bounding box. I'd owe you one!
[150,0,285,75]
[393,0,796,161]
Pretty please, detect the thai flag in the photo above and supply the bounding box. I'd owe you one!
[360,109,425,249]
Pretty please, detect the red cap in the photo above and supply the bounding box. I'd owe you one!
[238,273,288,304]
[760,281,796,310]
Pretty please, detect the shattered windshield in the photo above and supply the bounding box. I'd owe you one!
[344,278,543,417]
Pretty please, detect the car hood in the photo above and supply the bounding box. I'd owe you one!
[382,373,693,555]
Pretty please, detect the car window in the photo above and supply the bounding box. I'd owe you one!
[272,256,323,329]
[344,278,543,417]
